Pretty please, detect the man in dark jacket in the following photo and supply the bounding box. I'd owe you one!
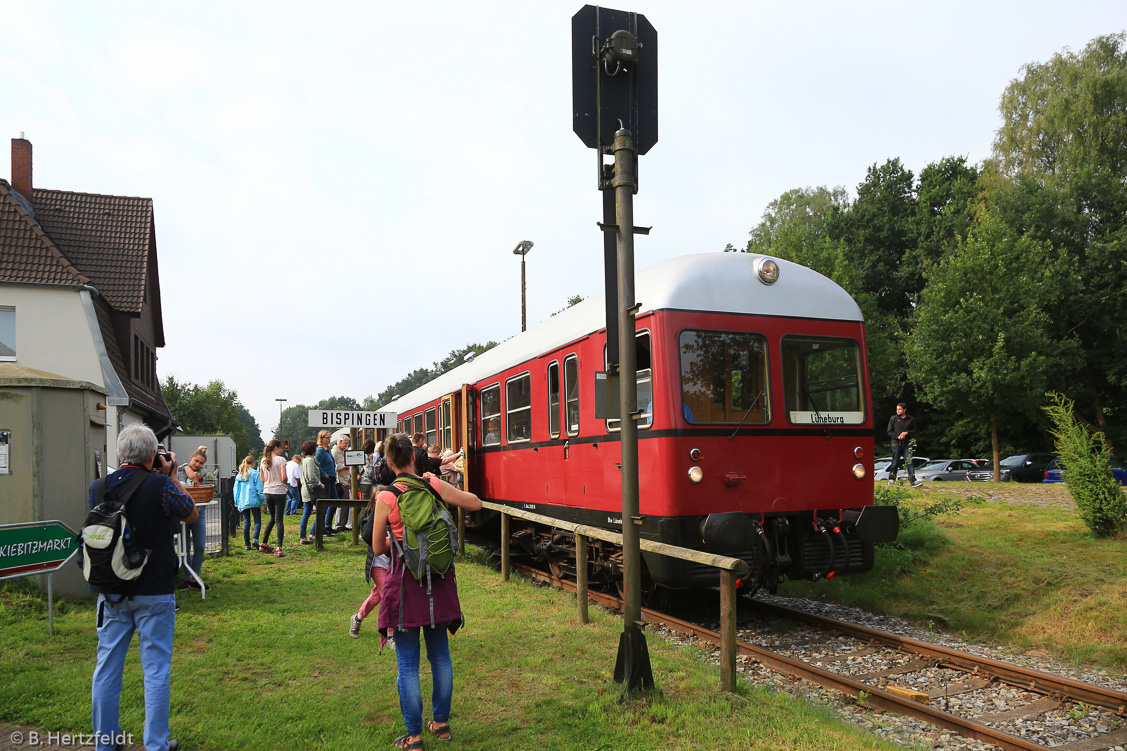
[90,424,197,751]
[887,403,922,487]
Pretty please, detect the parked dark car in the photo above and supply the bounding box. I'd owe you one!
[915,459,978,482]
[968,452,1057,482]
[1042,456,1127,485]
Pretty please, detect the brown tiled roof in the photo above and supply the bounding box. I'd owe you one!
[29,187,153,314]
[0,180,90,287]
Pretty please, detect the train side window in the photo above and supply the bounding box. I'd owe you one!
[679,330,769,424]
[780,336,864,425]
[412,413,423,439]
[547,360,561,439]
[564,355,579,436]
[442,400,452,449]
[606,331,653,432]
[506,372,532,443]
[481,384,501,445]
[424,407,437,446]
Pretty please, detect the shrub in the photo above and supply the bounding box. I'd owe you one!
[1044,392,1127,537]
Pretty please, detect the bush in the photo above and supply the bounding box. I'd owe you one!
[1044,392,1127,537]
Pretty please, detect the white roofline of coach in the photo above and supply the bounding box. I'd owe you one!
[382,252,862,416]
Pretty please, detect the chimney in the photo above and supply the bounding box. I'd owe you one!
[11,135,32,200]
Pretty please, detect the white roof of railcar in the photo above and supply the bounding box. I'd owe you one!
[382,252,862,414]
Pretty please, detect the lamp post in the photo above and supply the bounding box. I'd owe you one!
[513,240,534,332]
[275,398,286,435]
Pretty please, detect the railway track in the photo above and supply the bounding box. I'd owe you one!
[510,563,1127,751]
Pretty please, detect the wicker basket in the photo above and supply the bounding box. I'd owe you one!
[184,484,215,503]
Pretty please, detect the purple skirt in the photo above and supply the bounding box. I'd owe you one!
[377,553,463,643]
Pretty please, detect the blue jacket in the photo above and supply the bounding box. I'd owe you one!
[234,469,264,511]
[315,446,335,480]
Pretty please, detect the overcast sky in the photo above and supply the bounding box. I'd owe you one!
[3,1,1122,440]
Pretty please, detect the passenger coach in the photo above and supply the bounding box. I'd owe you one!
[382,252,898,595]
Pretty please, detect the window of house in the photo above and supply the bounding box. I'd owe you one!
[0,308,14,361]
[607,331,653,431]
[564,355,579,436]
[480,384,501,445]
[547,360,561,438]
[425,407,437,446]
[506,373,532,443]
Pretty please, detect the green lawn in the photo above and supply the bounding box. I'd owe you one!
[780,484,1127,668]
[1,540,904,751]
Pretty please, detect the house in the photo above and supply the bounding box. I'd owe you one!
[0,136,177,596]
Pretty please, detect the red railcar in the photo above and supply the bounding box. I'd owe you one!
[383,253,898,593]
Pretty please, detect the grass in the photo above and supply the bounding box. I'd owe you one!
[1,536,905,751]
[780,483,1127,668]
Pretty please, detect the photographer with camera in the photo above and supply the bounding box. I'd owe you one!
[89,424,197,751]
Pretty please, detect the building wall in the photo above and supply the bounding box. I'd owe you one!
[0,286,102,385]
[0,381,104,598]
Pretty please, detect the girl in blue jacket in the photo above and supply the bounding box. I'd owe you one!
[234,455,265,550]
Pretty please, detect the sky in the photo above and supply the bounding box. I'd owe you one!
[2,1,1123,440]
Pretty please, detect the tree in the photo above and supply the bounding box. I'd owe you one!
[236,405,264,454]
[275,395,362,456]
[905,211,1077,475]
[161,376,254,460]
[994,33,1127,182]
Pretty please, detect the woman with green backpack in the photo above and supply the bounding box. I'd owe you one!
[370,433,482,750]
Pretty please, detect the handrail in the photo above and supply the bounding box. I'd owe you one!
[478,499,746,692]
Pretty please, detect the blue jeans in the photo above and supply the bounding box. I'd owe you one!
[183,513,206,578]
[889,442,916,483]
[242,507,262,547]
[91,594,176,751]
[285,485,300,514]
[395,626,453,736]
[241,505,260,548]
[300,501,314,538]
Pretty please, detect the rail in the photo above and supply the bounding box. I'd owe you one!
[479,500,749,692]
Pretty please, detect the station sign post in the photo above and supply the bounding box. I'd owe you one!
[0,520,80,635]
[307,410,398,430]
[573,4,657,692]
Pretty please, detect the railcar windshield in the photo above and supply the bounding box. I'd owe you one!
[678,330,769,424]
[781,336,865,425]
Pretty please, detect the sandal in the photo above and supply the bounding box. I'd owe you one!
[393,735,424,750]
[426,721,452,741]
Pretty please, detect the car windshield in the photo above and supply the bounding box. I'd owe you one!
[919,461,948,471]
[999,455,1027,468]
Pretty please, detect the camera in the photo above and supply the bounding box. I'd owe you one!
[155,445,174,473]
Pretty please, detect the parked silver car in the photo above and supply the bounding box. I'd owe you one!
[874,456,931,482]
[915,459,978,482]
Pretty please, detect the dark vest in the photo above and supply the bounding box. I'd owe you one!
[94,467,181,596]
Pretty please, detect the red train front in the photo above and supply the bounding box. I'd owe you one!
[383,252,899,594]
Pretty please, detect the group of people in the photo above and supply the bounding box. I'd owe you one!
[88,424,483,751]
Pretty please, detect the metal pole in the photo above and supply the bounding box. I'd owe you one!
[611,126,652,691]
[47,573,55,636]
[521,254,527,332]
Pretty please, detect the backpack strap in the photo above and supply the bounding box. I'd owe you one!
[113,469,152,507]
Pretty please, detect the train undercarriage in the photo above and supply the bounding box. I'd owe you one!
[473,504,899,598]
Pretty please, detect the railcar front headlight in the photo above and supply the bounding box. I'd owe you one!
[852,463,866,480]
[756,257,780,285]
[688,466,704,484]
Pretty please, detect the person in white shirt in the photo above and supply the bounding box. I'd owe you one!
[285,452,301,514]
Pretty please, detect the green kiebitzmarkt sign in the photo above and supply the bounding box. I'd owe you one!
[0,521,80,580]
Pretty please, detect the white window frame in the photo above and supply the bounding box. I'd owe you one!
[505,372,532,444]
[547,360,561,439]
[0,307,14,362]
[564,355,579,437]
[480,384,502,446]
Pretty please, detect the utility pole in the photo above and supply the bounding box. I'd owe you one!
[513,240,534,332]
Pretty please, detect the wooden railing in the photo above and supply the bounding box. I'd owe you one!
[478,500,750,692]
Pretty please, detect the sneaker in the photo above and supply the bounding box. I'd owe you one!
[244,544,253,551]
[349,614,362,638]
[299,538,312,545]
[887,479,894,486]
[275,548,285,557]
[259,543,274,553]
[911,480,923,488]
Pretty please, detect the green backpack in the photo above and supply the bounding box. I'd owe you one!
[388,476,459,582]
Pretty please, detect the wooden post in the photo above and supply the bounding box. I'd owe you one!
[500,511,511,583]
[457,510,466,558]
[576,533,589,624]
[314,501,323,551]
[720,569,737,692]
